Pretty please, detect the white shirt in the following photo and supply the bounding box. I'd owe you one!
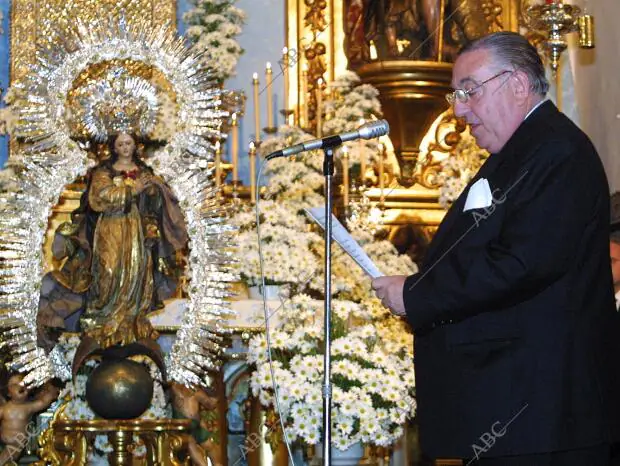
[524,98,547,121]
[615,290,620,311]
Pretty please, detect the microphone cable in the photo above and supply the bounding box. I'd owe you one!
[254,156,297,466]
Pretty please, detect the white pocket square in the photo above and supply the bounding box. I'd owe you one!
[463,178,493,212]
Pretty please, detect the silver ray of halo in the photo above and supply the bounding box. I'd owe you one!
[1,16,237,389]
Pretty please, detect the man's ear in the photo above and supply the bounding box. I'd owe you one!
[511,70,531,102]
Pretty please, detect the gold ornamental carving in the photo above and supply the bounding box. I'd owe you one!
[303,0,329,133]
[10,0,176,86]
[356,60,453,188]
[37,418,192,466]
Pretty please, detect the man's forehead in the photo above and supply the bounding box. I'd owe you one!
[451,49,492,87]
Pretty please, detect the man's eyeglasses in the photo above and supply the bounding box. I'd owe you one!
[446,70,513,106]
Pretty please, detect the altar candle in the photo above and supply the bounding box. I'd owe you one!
[301,64,309,127]
[231,113,239,182]
[378,143,385,205]
[266,62,274,128]
[252,72,260,142]
[249,141,257,203]
[282,47,289,112]
[316,78,323,137]
[359,119,366,183]
[342,146,349,206]
[215,141,222,188]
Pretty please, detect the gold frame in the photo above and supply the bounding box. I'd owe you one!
[284,0,522,108]
[9,0,176,158]
[10,0,176,85]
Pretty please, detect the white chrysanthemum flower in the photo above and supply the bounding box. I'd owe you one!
[183,0,245,80]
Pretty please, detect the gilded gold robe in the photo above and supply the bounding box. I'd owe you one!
[80,167,157,347]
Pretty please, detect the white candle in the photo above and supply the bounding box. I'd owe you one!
[231,113,239,182]
[249,141,257,203]
[342,146,349,206]
[359,119,366,183]
[266,62,274,128]
[378,143,385,205]
[252,72,260,142]
[215,141,222,188]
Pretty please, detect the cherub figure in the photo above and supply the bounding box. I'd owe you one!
[170,382,222,466]
[0,374,59,465]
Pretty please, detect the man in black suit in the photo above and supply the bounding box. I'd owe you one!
[373,32,620,465]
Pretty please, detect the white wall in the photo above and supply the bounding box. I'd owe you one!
[571,0,620,192]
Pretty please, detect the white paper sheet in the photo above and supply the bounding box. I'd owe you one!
[305,207,384,279]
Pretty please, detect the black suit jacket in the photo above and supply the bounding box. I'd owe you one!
[403,101,620,459]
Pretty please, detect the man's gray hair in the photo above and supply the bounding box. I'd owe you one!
[459,32,549,96]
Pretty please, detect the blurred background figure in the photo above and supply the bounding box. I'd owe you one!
[610,191,620,310]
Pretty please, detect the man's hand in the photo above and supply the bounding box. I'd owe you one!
[371,275,407,317]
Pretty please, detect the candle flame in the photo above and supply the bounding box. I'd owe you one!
[266,62,272,70]
[252,72,258,80]
[232,113,237,121]
[249,141,255,150]
[282,47,288,54]
[369,41,378,60]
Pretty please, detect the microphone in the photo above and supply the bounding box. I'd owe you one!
[266,119,389,160]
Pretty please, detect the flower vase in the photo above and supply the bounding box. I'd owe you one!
[248,284,282,300]
[313,441,371,466]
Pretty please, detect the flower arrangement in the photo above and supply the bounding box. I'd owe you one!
[322,71,383,171]
[234,122,415,297]
[437,129,488,207]
[183,0,246,82]
[239,71,418,450]
[231,198,322,289]
[248,295,416,450]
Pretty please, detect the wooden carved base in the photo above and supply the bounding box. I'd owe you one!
[37,418,192,466]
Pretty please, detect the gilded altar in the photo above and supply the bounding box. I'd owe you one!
[285,0,523,248]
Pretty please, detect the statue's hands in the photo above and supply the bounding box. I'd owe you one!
[40,383,59,401]
[134,173,153,194]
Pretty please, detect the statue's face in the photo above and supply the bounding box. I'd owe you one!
[8,375,27,401]
[450,49,522,154]
[114,133,136,160]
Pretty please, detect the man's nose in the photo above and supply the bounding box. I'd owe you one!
[452,100,469,118]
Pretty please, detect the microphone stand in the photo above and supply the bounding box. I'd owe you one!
[321,146,334,466]
[263,122,388,465]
